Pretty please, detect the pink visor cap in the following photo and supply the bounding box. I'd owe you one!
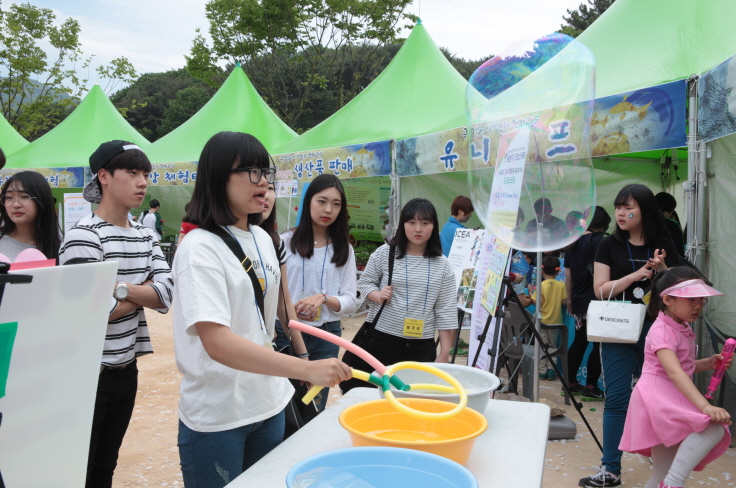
[660,279,724,298]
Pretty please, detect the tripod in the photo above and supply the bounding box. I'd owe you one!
[472,275,602,452]
[0,261,33,488]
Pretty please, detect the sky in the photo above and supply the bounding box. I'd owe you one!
[25,0,584,86]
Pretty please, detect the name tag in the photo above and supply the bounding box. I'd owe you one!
[403,318,425,338]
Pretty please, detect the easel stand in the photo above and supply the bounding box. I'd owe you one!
[472,275,602,452]
[0,262,33,488]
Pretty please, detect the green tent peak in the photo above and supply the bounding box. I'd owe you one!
[6,84,150,169]
[274,22,481,155]
[236,61,242,67]
[0,113,28,156]
[417,18,422,25]
[144,66,297,163]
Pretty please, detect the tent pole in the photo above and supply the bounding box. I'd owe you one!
[686,76,699,264]
[389,139,398,240]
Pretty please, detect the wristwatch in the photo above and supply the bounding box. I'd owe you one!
[113,281,129,300]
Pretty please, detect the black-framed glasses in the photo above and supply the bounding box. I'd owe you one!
[230,166,277,184]
[1,194,37,207]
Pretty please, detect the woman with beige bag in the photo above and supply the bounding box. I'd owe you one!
[578,184,679,488]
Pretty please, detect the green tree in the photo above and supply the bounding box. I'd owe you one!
[158,84,213,136]
[0,2,137,139]
[439,48,491,80]
[187,0,416,128]
[559,0,615,38]
[111,69,215,140]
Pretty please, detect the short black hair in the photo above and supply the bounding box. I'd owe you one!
[654,192,677,213]
[588,206,611,232]
[542,255,560,276]
[186,132,271,230]
[391,198,442,259]
[149,199,160,209]
[290,174,351,267]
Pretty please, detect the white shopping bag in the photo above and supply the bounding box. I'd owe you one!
[587,283,646,343]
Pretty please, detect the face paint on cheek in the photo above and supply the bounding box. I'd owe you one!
[628,213,634,219]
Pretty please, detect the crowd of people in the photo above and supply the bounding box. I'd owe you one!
[0,131,732,488]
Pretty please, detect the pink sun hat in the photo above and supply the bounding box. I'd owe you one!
[660,279,724,298]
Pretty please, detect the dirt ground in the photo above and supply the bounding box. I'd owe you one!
[114,312,735,488]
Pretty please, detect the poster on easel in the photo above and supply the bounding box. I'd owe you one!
[468,232,511,372]
[63,193,92,235]
[448,228,485,313]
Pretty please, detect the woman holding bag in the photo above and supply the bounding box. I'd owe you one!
[578,184,679,488]
[340,198,457,393]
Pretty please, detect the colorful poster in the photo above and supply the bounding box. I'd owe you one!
[275,140,391,183]
[343,176,391,242]
[447,229,485,313]
[488,125,530,234]
[0,167,85,188]
[698,54,736,142]
[63,193,92,234]
[467,232,510,372]
[275,179,298,197]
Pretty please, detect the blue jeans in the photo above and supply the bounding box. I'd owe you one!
[178,410,285,488]
[275,320,341,412]
[599,320,652,475]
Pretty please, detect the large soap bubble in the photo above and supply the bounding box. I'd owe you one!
[466,33,596,252]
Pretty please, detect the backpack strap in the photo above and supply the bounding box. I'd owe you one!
[205,225,264,319]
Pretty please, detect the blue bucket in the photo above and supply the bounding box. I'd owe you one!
[286,446,478,488]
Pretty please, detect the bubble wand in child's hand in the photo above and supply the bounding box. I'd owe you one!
[705,338,736,400]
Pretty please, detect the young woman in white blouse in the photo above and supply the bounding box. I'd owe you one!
[341,198,457,392]
[281,174,359,411]
[172,132,350,487]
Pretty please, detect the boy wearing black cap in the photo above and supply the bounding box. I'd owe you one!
[59,141,173,488]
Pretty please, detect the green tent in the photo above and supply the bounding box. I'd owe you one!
[274,20,485,155]
[0,114,28,157]
[5,85,149,170]
[144,66,297,163]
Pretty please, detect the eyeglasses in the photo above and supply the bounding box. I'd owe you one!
[677,297,709,305]
[230,166,277,184]
[1,194,36,207]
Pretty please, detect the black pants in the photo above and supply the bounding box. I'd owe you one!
[86,360,138,488]
[567,315,601,387]
[341,329,436,393]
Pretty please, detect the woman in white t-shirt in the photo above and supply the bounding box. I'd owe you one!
[171,132,351,488]
[0,171,61,261]
[280,174,359,412]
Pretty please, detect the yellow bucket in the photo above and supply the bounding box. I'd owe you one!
[338,398,487,465]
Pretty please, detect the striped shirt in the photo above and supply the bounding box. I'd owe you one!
[357,244,456,339]
[59,213,173,366]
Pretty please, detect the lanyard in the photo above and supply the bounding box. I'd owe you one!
[302,240,330,295]
[405,256,430,313]
[626,240,649,274]
[225,226,267,335]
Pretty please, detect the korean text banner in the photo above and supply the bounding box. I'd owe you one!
[0,167,85,188]
[397,80,686,177]
[147,162,197,186]
[698,53,736,142]
[275,141,391,183]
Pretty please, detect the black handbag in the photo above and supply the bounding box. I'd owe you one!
[206,227,318,438]
[340,244,395,393]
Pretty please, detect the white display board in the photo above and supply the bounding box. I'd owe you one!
[448,228,485,313]
[0,262,117,487]
[63,193,92,235]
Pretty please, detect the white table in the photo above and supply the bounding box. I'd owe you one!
[227,388,550,487]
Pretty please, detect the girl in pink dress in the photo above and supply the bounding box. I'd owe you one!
[619,267,733,488]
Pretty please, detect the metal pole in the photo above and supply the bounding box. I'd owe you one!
[533,249,542,402]
[685,76,699,263]
[389,139,399,240]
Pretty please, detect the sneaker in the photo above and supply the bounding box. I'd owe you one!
[450,347,468,356]
[457,338,470,348]
[581,386,605,402]
[578,468,621,487]
[546,369,557,380]
[561,382,587,397]
[539,373,547,380]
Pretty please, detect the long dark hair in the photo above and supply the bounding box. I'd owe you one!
[259,183,279,248]
[612,184,670,246]
[290,174,350,267]
[647,266,711,318]
[391,198,442,259]
[0,171,61,259]
[186,132,270,230]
